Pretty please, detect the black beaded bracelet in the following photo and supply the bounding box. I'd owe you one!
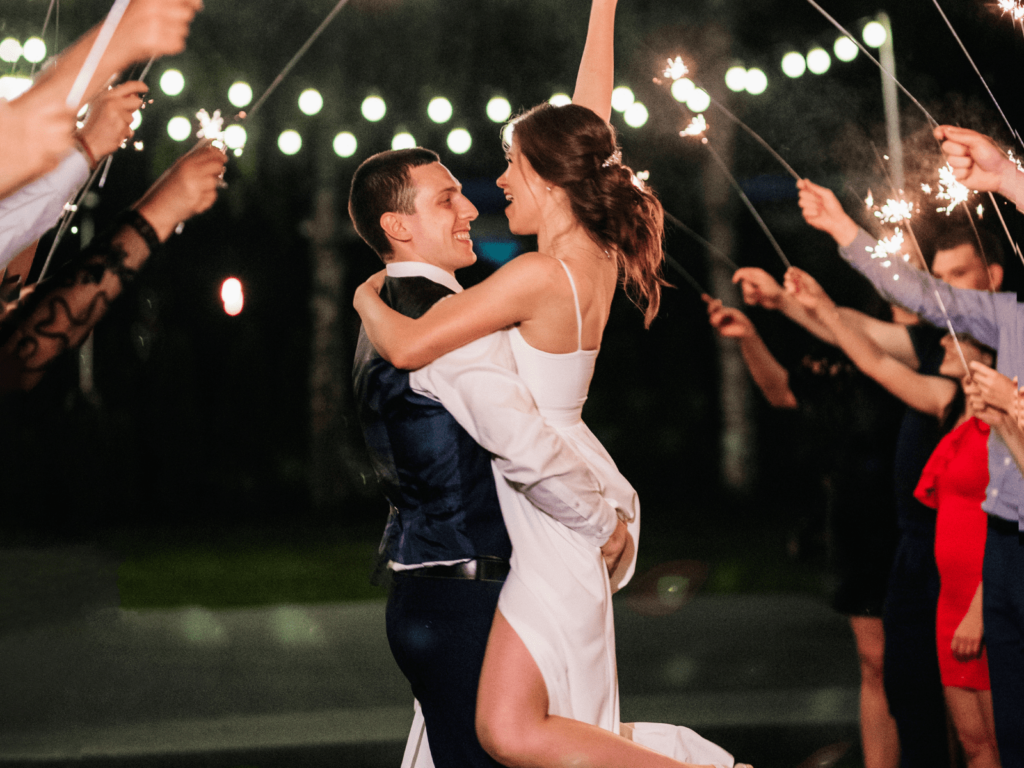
[117,209,163,253]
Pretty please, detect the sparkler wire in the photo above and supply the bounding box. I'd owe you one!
[66,0,130,109]
[38,163,105,280]
[931,0,1023,149]
[988,191,1024,268]
[902,221,974,377]
[665,254,708,296]
[30,0,59,78]
[664,211,740,270]
[867,143,974,375]
[247,0,354,119]
[802,0,940,129]
[707,96,801,181]
[703,140,793,269]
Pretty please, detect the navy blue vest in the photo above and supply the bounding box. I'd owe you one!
[353,275,512,565]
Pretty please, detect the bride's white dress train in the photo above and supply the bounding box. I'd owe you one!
[401,261,734,768]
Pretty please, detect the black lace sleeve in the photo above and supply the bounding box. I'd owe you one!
[0,211,159,391]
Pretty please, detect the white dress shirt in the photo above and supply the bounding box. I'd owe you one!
[0,151,90,269]
[385,260,622,551]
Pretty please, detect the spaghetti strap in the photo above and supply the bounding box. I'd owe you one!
[557,260,584,352]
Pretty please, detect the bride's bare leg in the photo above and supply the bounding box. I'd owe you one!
[475,610,716,768]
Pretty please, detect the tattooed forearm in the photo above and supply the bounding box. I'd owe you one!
[0,224,148,391]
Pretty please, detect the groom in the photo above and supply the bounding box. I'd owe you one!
[348,147,629,768]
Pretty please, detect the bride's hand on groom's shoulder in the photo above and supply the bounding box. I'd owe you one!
[353,269,386,312]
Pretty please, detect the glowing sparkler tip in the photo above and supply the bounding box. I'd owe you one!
[134,141,144,151]
[977,204,985,218]
[867,227,906,260]
[680,115,707,138]
[933,163,973,216]
[663,56,688,81]
[196,108,227,149]
[864,191,874,208]
[873,198,915,225]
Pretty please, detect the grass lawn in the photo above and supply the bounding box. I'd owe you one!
[109,501,832,610]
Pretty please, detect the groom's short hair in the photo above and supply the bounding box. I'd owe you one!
[349,148,440,260]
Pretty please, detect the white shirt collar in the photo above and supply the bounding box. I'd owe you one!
[385,261,463,294]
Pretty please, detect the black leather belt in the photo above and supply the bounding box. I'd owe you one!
[397,557,510,582]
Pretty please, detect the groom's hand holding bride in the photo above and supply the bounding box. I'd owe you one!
[600,519,628,576]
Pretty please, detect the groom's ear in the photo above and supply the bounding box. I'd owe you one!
[380,212,412,246]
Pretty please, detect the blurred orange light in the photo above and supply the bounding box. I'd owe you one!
[221,277,243,316]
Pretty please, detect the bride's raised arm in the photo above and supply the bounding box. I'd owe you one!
[572,0,618,123]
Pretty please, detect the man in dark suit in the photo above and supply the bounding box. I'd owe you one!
[348,147,628,768]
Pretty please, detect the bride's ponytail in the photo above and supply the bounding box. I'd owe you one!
[509,103,668,327]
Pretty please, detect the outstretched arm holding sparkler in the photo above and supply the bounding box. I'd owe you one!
[935,125,1024,212]
[799,178,1007,353]
[733,266,922,369]
[572,0,617,123]
[965,372,1024,478]
[704,296,797,409]
[28,0,203,113]
[0,82,147,268]
[0,140,227,392]
[784,267,958,419]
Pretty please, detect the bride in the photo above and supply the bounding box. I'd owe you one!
[355,2,740,766]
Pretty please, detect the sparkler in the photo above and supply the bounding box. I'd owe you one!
[698,135,793,270]
[664,211,740,271]
[658,57,801,181]
[932,0,1023,149]
[196,109,227,148]
[30,0,59,78]
[802,0,940,128]
[247,0,354,119]
[665,254,708,296]
[663,56,688,82]
[998,0,1024,21]
[931,163,973,216]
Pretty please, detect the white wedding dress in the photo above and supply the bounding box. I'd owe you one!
[402,261,734,768]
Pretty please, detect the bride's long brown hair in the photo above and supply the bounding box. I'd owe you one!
[507,102,668,328]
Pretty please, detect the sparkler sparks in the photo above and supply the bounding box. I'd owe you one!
[867,228,907,260]
[931,163,974,216]
[874,198,915,224]
[663,56,688,81]
[680,115,707,137]
[998,0,1024,23]
[196,109,227,149]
